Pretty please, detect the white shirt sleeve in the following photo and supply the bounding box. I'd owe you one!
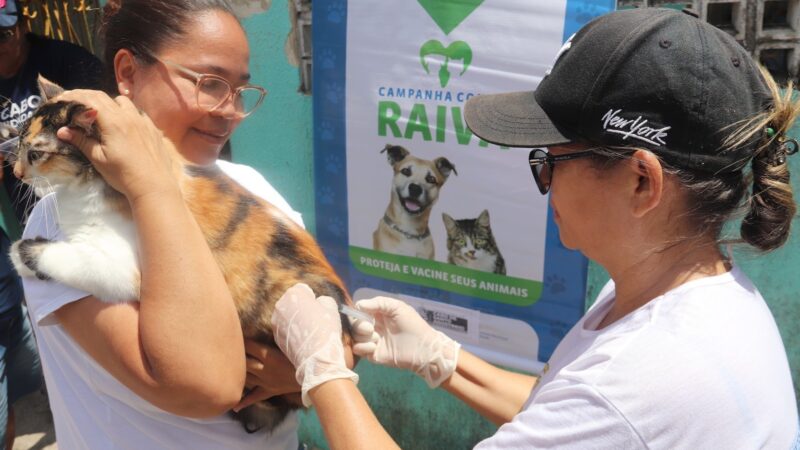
[21,194,90,325]
[475,379,646,450]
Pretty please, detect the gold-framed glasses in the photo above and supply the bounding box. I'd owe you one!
[157,58,267,118]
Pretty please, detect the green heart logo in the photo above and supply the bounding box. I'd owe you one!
[417,0,484,35]
[420,40,473,88]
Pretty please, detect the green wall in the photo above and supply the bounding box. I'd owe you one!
[233,4,316,235]
[235,7,800,449]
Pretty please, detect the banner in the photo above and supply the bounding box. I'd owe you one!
[314,0,615,372]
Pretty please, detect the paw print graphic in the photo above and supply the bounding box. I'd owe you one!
[319,48,337,70]
[545,274,567,295]
[324,153,343,174]
[319,121,335,141]
[318,186,335,205]
[326,216,345,237]
[326,1,345,24]
[325,82,345,105]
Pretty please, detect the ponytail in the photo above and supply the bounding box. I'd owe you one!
[725,67,799,252]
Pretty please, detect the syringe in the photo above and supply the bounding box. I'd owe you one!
[338,304,375,324]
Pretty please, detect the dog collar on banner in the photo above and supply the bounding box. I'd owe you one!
[383,214,431,240]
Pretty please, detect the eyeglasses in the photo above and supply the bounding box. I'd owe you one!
[157,58,267,118]
[528,147,600,194]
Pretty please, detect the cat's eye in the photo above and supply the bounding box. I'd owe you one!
[401,167,411,176]
[28,151,44,164]
[425,174,437,184]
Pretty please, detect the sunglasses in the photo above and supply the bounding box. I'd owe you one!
[528,147,601,195]
[0,27,16,44]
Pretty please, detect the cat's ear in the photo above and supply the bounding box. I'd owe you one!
[381,144,409,165]
[477,209,491,227]
[435,157,457,179]
[38,75,65,102]
[442,213,456,233]
[66,104,99,137]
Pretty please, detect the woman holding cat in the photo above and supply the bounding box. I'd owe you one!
[257,8,799,449]
[19,0,304,448]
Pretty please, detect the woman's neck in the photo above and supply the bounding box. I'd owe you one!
[597,239,730,329]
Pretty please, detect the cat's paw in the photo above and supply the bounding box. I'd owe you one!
[10,237,53,280]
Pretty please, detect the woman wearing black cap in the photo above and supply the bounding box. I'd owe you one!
[255,8,799,448]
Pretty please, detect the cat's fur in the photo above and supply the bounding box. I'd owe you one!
[443,210,506,275]
[2,78,353,433]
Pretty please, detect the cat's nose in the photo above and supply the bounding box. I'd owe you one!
[13,163,23,179]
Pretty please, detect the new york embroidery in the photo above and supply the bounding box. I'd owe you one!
[601,109,670,146]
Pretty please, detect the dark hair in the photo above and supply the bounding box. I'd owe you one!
[99,0,238,91]
[589,68,797,253]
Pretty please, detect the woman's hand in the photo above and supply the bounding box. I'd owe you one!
[233,339,301,412]
[271,283,359,406]
[353,296,460,388]
[54,89,179,202]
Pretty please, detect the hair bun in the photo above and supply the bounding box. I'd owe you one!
[103,0,123,20]
[99,0,123,37]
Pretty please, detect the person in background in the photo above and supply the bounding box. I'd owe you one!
[0,0,103,218]
[252,8,799,449]
[18,0,305,448]
[0,1,100,447]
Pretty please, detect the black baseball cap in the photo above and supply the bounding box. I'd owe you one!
[0,0,19,28]
[465,8,773,173]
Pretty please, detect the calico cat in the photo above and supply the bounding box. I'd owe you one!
[443,210,506,275]
[2,78,353,434]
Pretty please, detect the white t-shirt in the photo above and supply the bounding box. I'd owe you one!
[22,160,304,450]
[477,267,798,449]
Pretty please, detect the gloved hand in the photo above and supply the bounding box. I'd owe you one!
[271,283,358,406]
[352,296,460,388]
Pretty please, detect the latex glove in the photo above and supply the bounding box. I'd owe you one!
[352,296,460,388]
[271,283,358,407]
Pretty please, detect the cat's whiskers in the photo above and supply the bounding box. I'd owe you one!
[13,176,34,224]
[25,176,60,236]
[0,137,19,157]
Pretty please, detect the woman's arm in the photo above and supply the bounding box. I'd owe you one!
[354,297,538,425]
[441,351,538,425]
[51,90,245,417]
[270,284,399,450]
[310,379,399,450]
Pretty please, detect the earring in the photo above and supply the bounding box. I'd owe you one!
[123,89,130,95]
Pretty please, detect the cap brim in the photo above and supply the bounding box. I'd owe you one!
[464,91,570,148]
